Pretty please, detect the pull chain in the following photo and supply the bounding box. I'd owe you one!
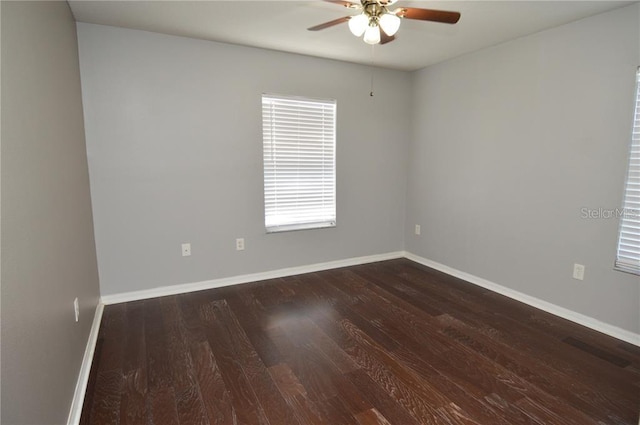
[370,44,375,97]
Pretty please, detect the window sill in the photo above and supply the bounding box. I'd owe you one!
[266,221,336,234]
[613,264,640,276]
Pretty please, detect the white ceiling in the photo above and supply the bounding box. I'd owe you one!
[68,0,635,71]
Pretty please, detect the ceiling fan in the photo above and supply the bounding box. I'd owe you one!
[308,0,461,45]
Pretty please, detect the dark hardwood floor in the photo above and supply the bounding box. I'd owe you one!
[80,259,640,424]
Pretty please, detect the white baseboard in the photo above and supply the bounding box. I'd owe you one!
[101,251,405,305]
[99,249,639,347]
[404,251,640,347]
[67,302,104,425]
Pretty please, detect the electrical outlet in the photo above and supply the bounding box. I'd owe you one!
[236,238,245,251]
[181,243,191,257]
[415,224,421,235]
[74,297,79,322]
[572,263,585,281]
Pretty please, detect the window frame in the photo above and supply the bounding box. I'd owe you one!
[614,67,640,275]
[261,93,337,233]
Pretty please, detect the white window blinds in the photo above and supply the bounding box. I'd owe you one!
[615,68,640,275]
[262,94,336,233]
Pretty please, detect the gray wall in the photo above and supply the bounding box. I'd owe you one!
[1,2,101,424]
[76,23,411,296]
[405,4,640,334]
[77,5,638,334]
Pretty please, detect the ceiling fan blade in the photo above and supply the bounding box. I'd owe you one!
[323,0,360,8]
[394,8,460,24]
[308,16,351,31]
[380,31,396,45]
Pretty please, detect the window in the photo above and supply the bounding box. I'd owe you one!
[615,68,640,275]
[262,94,336,233]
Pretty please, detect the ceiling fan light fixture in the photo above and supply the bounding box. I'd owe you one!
[379,12,401,36]
[363,24,380,45]
[348,13,369,37]
[308,1,460,47]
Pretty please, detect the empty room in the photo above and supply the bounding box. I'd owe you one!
[2,1,639,424]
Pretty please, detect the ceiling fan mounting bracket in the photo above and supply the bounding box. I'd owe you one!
[362,2,386,20]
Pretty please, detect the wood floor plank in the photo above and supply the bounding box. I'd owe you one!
[319,273,520,425]
[273,321,342,403]
[385,344,514,425]
[225,290,284,368]
[81,259,640,425]
[267,363,327,425]
[120,301,147,425]
[437,314,634,423]
[176,292,209,347]
[435,402,486,425]
[314,395,360,425]
[209,299,302,425]
[461,303,638,405]
[483,393,546,425]
[89,369,123,425]
[340,319,452,423]
[563,336,632,367]
[346,369,422,425]
[381,261,640,402]
[276,315,370,414]
[189,341,235,425]
[96,304,126,372]
[355,408,393,425]
[120,369,146,425]
[145,300,173,392]
[293,293,447,425]
[159,297,210,425]
[79,337,104,425]
[148,386,180,425]
[198,301,271,425]
[122,301,146,374]
[298,318,360,374]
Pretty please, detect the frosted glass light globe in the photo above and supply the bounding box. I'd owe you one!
[363,25,381,44]
[379,13,401,36]
[348,14,368,37]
